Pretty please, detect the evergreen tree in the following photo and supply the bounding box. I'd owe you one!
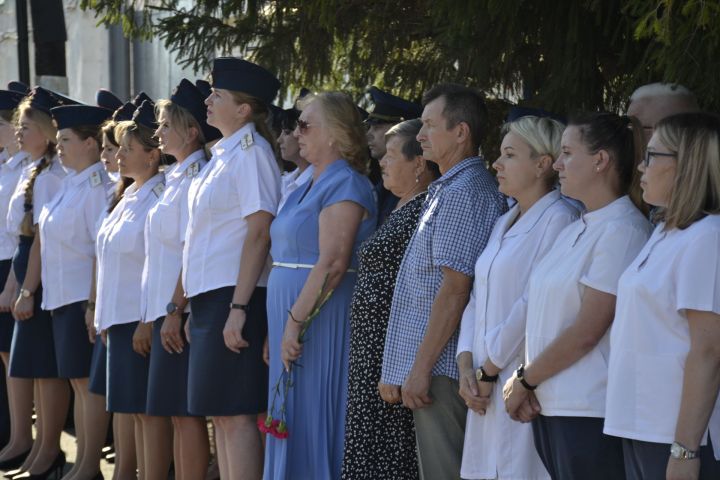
[80,0,718,112]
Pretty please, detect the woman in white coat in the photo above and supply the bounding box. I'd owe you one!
[457,115,577,480]
[604,112,720,480]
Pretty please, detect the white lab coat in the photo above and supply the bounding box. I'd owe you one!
[457,190,578,479]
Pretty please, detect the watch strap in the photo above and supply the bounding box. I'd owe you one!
[517,364,538,391]
[230,303,249,312]
[476,366,499,383]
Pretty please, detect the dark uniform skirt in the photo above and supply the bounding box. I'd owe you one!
[8,236,58,379]
[146,314,192,417]
[88,335,106,396]
[0,259,15,352]
[187,286,268,416]
[51,301,93,378]
[106,321,149,413]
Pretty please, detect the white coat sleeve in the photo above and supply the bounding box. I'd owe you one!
[456,286,477,358]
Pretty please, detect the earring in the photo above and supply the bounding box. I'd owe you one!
[415,175,420,183]
[595,167,600,172]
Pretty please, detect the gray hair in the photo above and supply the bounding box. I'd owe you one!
[629,83,698,108]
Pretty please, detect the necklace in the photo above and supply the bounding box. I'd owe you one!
[395,186,426,210]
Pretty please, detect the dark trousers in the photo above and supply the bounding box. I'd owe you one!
[532,415,625,480]
[623,437,720,480]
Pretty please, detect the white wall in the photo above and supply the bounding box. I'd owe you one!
[0,0,202,104]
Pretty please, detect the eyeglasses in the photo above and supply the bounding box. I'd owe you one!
[296,119,318,134]
[643,150,677,167]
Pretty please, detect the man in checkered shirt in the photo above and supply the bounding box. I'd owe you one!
[380,83,507,480]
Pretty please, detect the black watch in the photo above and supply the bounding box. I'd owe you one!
[475,366,499,383]
[516,364,537,391]
[230,303,249,312]
[166,302,181,316]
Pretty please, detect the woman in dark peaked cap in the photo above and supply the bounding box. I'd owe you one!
[0,88,33,472]
[183,57,281,480]
[140,78,218,480]
[92,99,164,480]
[9,87,71,478]
[41,104,114,480]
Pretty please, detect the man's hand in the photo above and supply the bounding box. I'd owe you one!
[401,365,433,410]
[378,383,402,404]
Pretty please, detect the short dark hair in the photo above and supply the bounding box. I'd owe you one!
[422,83,488,151]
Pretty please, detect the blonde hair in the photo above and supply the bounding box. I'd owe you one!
[654,112,720,230]
[228,91,280,164]
[115,120,159,151]
[155,99,206,145]
[299,92,369,174]
[501,115,565,186]
[17,99,57,236]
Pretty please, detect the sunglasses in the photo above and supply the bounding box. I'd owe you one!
[643,150,676,168]
[296,119,318,134]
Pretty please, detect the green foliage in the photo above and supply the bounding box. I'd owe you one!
[627,0,720,110]
[80,0,719,114]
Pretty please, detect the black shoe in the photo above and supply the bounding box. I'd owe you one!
[13,451,65,480]
[0,449,31,471]
[3,467,25,479]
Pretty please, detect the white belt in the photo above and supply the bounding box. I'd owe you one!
[272,261,356,273]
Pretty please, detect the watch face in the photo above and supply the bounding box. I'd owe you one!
[166,302,177,314]
[670,443,680,458]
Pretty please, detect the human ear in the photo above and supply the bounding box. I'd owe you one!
[594,149,612,172]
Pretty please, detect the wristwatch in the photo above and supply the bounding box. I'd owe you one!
[230,303,249,312]
[166,302,181,316]
[475,366,499,383]
[670,441,698,460]
[516,364,538,391]
[19,288,33,299]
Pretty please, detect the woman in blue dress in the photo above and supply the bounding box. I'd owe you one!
[264,92,377,480]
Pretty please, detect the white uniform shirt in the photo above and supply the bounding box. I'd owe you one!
[32,159,68,226]
[604,216,720,458]
[95,174,164,330]
[141,151,206,322]
[278,165,314,212]
[457,190,577,480]
[182,123,281,297]
[525,195,651,417]
[0,152,30,259]
[39,162,112,310]
[7,157,43,237]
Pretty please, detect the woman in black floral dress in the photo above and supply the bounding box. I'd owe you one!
[342,119,440,479]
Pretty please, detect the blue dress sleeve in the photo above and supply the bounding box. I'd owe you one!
[320,165,377,219]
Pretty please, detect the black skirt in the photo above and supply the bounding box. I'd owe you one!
[0,259,15,352]
[88,335,106,396]
[187,286,268,416]
[106,321,149,413]
[9,237,58,379]
[146,314,193,417]
[51,301,93,378]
